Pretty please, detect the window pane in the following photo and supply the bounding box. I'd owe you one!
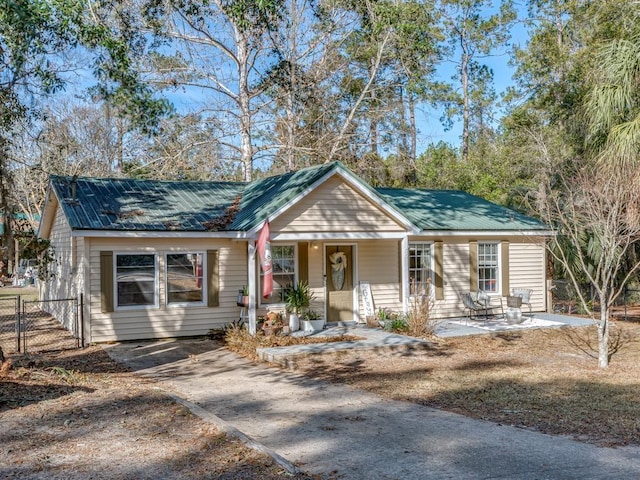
[409,243,432,295]
[478,243,498,293]
[263,245,295,303]
[167,253,203,304]
[116,254,156,306]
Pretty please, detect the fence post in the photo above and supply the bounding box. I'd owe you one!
[15,295,21,353]
[624,286,628,322]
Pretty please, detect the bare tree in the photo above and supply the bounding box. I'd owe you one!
[536,163,640,368]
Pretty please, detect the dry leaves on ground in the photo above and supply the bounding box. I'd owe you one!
[0,347,318,480]
[292,323,640,447]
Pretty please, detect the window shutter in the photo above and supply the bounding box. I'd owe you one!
[207,250,220,307]
[434,241,444,300]
[100,251,114,313]
[501,240,510,297]
[298,242,309,285]
[469,241,478,291]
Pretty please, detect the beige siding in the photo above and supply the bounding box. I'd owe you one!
[409,236,547,319]
[292,236,547,322]
[40,207,84,330]
[356,240,402,321]
[272,175,405,234]
[87,237,247,343]
[508,239,546,312]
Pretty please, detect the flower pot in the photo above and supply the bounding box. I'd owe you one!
[263,325,283,336]
[301,319,325,332]
[236,290,249,307]
[289,313,300,332]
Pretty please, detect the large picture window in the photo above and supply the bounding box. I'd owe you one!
[262,245,296,303]
[166,253,204,305]
[409,242,433,295]
[478,242,499,293]
[116,254,157,307]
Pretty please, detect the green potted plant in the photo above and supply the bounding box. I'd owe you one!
[285,281,313,332]
[300,309,324,332]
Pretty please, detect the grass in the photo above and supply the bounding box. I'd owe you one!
[290,322,640,447]
[0,285,38,302]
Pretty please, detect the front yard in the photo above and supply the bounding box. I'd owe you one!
[292,321,640,447]
[1,315,638,479]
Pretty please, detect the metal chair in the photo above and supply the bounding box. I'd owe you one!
[462,292,488,323]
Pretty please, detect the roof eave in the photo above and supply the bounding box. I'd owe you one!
[413,229,555,237]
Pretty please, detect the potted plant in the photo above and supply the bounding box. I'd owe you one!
[285,281,313,332]
[236,286,249,307]
[300,309,325,332]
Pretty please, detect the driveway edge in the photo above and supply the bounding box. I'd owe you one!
[167,393,299,475]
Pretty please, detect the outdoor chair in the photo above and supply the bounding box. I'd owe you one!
[511,288,533,316]
[462,292,487,322]
[462,290,504,323]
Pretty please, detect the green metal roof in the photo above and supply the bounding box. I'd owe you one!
[376,188,547,231]
[50,175,245,231]
[47,162,547,234]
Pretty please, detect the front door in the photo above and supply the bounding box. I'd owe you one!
[325,245,355,322]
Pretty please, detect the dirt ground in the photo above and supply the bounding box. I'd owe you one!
[0,347,318,480]
[2,314,639,478]
[293,321,640,448]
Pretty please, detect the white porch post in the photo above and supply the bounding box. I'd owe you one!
[401,235,409,314]
[248,240,257,335]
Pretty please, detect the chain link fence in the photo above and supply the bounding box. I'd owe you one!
[0,295,83,355]
[20,298,82,353]
[0,296,20,354]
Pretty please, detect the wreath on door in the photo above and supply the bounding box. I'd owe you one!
[329,251,347,290]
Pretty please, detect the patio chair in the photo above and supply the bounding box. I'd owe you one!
[475,290,504,318]
[462,292,487,322]
[511,288,533,316]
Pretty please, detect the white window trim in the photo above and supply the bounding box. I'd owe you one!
[165,251,206,307]
[114,252,159,310]
[408,241,435,297]
[477,241,501,295]
[259,243,298,307]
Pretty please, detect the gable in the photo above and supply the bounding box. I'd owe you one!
[271,175,408,234]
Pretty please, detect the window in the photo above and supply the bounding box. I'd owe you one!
[409,242,433,295]
[166,253,204,305]
[262,245,296,303]
[116,254,157,307]
[478,242,499,293]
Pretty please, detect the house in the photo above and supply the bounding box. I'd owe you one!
[37,161,552,343]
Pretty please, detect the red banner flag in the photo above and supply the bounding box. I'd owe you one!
[257,220,273,299]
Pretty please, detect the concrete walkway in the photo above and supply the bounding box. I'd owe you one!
[105,316,640,480]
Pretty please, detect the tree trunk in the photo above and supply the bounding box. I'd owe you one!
[598,292,610,368]
[236,32,253,182]
[369,58,378,156]
[461,48,470,163]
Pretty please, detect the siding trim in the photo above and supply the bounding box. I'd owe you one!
[434,241,444,300]
[207,250,220,307]
[501,240,510,296]
[298,242,309,284]
[100,251,114,313]
[469,241,478,291]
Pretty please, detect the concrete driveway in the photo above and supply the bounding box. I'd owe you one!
[104,332,640,480]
